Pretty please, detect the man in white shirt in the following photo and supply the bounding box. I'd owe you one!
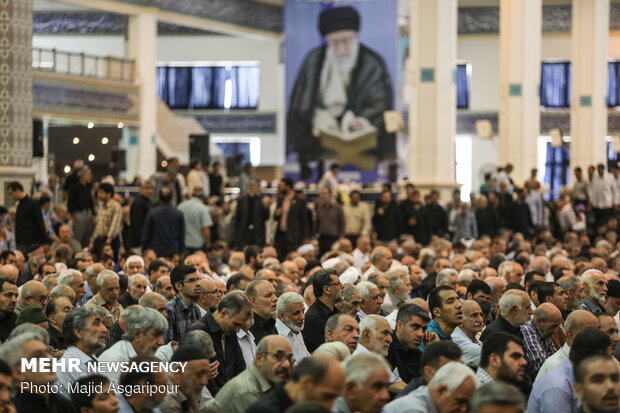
[98,307,167,385]
[352,235,371,270]
[535,309,598,379]
[591,163,618,226]
[275,292,309,364]
[451,300,483,368]
[56,306,110,396]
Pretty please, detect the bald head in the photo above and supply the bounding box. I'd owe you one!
[534,302,562,321]
[0,265,18,283]
[530,256,551,274]
[411,297,429,313]
[21,280,48,308]
[564,310,599,346]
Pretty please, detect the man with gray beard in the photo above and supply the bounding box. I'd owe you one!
[287,5,394,176]
[275,292,309,364]
[579,269,608,315]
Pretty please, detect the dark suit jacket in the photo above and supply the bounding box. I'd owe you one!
[190,312,245,396]
[233,194,268,248]
[276,194,309,246]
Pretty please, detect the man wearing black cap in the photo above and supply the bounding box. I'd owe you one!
[287,5,393,176]
[160,345,213,413]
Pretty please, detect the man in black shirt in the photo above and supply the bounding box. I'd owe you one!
[233,178,269,248]
[0,279,16,342]
[45,297,73,351]
[127,180,153,253]
[66,166,94,248]
[8,181,50,255]
[302,269,342,353]
[246,280,278,344]
[190,291,252,395]
[480,289,532,342]
[388,303,437,384]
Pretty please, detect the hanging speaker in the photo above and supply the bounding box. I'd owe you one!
[189,134,210,165]
[33,120,43,157]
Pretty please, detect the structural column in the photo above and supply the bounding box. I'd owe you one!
[127,11,157,180]
[570,0,609,169]
[407,0,458,197]
[498,0,542,185]
[0,0,35,205]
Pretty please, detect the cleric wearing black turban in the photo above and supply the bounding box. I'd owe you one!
[287,6,394,176]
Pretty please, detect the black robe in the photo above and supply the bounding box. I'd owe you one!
[288,44,394,174]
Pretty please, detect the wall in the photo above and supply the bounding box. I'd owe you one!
[32,34,285,166]
[32,35,126,57]
[156,36,284,166]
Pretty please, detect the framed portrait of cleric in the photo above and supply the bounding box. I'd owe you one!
[284,0,398,181]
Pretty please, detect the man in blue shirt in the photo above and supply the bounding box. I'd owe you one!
[420,286,462,351]
[177,186,213,253]
[528,327,612,413]
[141,187,185,256]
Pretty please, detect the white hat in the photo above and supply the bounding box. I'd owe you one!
[340,266,360,285]
[322,257,340,269]
[297,244,315,255]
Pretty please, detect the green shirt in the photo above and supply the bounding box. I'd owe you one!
[177,197,213,248]
[213,364,272,413]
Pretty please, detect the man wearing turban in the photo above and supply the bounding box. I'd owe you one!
[287,6,394,176]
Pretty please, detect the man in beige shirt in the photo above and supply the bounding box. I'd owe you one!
[343,190,371,245]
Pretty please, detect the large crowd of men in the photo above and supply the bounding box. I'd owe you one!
[0,159,618,413]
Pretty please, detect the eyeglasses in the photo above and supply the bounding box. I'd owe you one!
[327,282,342,288]
[27,295,48,304]
[204,289,224,296]
[181,277,201,285]
[264,351,294,364]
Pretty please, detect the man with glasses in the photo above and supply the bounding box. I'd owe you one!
[214,335,293,413]
[196,278,222,317]
[165,264,202,343]
[190,291,253,395]
[303,269,343,353]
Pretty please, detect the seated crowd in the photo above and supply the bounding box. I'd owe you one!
[0,160,619,413]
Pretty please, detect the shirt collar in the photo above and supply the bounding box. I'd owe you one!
[275,318,294,337]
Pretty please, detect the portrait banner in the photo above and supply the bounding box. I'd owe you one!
[285,0,398,181]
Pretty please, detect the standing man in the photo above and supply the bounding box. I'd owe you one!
[314,187,345,256]
[92,183,123,261]
[8,181,50,255]
[177,187,212,253]
[591,163,618,226]
[234,178,269,248]
[127,180,153,254]
[343,190,371,247]
[274,177,309,260]
[141,188,185,256]
[67,165,94,247]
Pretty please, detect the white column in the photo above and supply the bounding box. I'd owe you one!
[407,0,458,198]
[127,12,157,180]
[498,0,541,185]
[570,0,609,169]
